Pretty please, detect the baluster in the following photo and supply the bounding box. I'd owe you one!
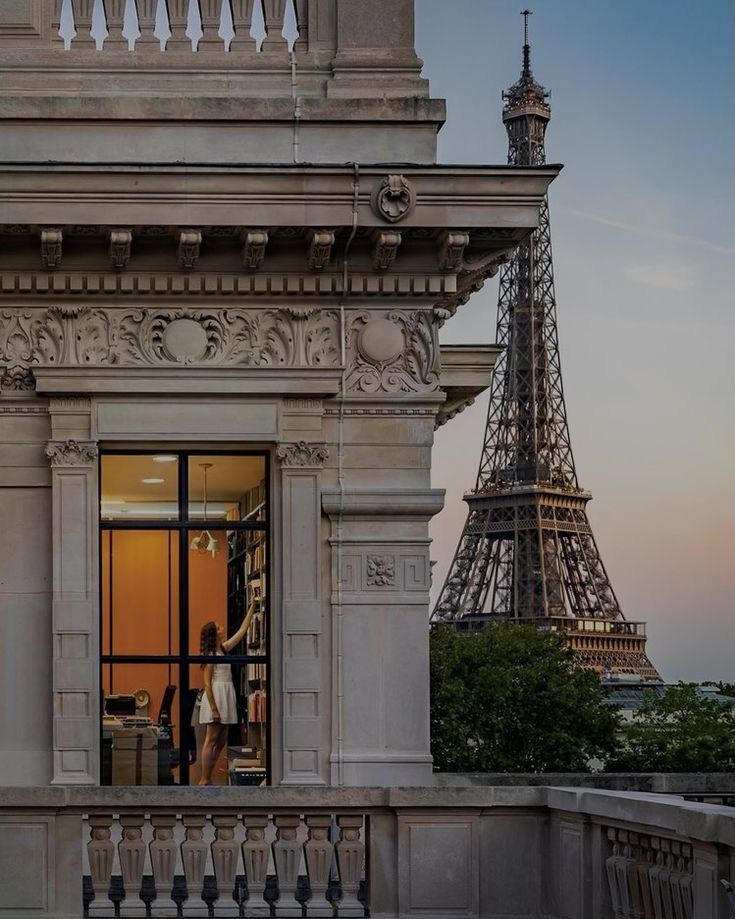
[118,815,148,917]
[606,830,626,919]
[679,846,694,919]
[199,0,225,50]
[150,815,179,917]
[659,842,675,919]
[135,0,160,48]
[242,815,271,918]
[335,816,364,918]
[229,0,252,51]
[181,815,210,917]
[87,815,116,918]
[626,833,644,919]
[648,839,665,919]
[633,835,655,919]
[212,814,241,917]
[304,815,334,918]
[166,0,193,49]
[273,815,303,917]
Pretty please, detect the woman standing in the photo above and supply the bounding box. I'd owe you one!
[198,599,256,786]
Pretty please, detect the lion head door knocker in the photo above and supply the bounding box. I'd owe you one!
[372,174,416,223]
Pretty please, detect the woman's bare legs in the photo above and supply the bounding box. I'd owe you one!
[199,723,227,785]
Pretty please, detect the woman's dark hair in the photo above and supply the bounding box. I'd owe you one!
[199,621,218,668]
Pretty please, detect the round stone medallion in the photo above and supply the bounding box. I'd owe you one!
[358,318,404,364]
[162,318,208,363]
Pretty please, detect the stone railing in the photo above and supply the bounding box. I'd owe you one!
[56,0,304,53]
[1,785,734,918]
[85,808,365,917]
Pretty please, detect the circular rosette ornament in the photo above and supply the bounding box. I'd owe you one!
[372,174,416,223]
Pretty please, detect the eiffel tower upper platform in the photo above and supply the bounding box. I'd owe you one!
[433,12,660,682]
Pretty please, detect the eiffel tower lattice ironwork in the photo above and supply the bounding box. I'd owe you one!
[433,12,659,681]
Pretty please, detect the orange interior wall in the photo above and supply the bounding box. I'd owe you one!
[101,529,228,715]
[188,540,228,661]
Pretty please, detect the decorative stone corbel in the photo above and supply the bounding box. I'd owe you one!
[276,441,329,468]
[372,230,402,271]
[40,229,63,269]
[176,230,202,269]
[45,439,99,467]
[437,230,470,270]
[307,230,335,271]
[240,229,269,270]
[108,229,132,270]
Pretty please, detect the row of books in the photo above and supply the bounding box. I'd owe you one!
[247,690,267,724]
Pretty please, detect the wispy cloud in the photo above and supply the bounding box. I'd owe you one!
[624,263,697,291]
[561,208,735,256]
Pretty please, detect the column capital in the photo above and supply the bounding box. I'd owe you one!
[45,438,98,467]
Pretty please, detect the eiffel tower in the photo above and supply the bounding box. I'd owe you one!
[434,12,660,681]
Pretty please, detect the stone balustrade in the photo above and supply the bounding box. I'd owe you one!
[1,784,734,918]
[84,808,365,917]
[56,0,304,53]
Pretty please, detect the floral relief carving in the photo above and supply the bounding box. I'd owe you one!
[45,439,99,467]
[0,307,342,384]
[366,555,396,587]
[276,441,329,468]
[345,310,439,394]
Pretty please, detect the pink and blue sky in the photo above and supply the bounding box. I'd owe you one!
[418,1,734,681]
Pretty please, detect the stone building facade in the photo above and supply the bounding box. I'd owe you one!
[0,0,556,791]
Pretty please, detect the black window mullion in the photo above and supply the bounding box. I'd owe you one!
[179,453,190,784]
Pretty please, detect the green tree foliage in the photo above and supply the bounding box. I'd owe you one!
[609,683,735,772]
[429,622,620,772]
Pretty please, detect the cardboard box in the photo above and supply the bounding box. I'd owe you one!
[111,728,158,785]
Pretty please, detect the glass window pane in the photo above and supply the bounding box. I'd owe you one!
[189,661,267,785]
[101,454,179,520]
[102,663,181,786]
[102,530,179,656]
[188,455,266,522]
[189,529,267,658]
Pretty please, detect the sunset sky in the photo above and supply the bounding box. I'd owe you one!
[417,1,734,681]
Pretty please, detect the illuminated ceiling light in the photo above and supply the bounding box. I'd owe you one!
[141,477,165,484]
[153,455,177,463]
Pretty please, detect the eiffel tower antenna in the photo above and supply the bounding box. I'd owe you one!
[433,16,660,680]
[521,9,532,77]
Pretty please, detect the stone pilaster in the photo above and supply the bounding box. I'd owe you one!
[46,398,99,784]
[322,487,443,786]
[277,435,329,784]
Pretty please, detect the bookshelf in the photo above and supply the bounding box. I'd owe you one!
[227,479,267,772]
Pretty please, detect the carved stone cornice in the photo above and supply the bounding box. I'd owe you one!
[276,441,329,468]
[45,439,98,467]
